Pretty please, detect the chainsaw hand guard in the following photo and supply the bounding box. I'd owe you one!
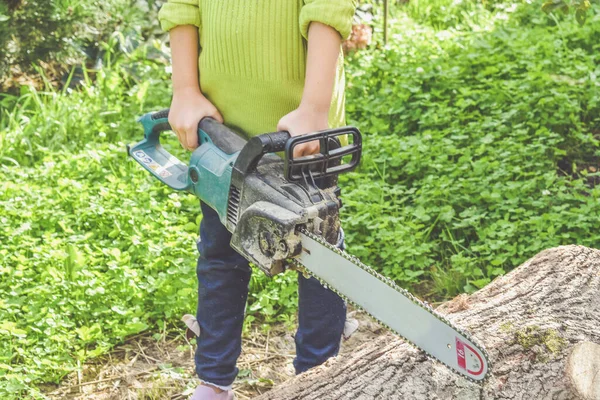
[284,127,362,183]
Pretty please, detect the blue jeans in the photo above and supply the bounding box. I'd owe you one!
[195,201,346,388]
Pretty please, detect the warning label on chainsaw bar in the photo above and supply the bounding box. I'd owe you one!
[455,337,484,376]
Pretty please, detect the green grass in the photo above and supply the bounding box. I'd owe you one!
[1,1,599,398]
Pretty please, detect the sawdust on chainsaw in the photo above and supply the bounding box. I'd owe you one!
[42,310,382,400]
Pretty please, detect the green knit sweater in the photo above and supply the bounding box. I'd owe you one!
[158,0,356,138]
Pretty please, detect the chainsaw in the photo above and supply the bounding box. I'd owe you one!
[127,109,490,382]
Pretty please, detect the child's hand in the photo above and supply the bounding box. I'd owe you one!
[277,105,328,158]
[169,88,223,151]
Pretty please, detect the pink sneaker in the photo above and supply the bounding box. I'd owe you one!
[190,385,235,400]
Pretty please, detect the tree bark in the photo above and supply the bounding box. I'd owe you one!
[257,245,600,400]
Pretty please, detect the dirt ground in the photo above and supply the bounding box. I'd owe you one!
[43,309,383,400]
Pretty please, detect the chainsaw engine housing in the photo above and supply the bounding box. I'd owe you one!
[228,154,342,276]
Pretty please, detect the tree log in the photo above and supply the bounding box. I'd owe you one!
[257,245,600,400]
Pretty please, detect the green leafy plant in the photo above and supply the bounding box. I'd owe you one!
[342,0,600,298]
[542,0,593,25]
[0,0,162,90]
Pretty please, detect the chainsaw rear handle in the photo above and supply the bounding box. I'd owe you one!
[144,108,247,155]
[140,108,288,167]
[127,108,248,190]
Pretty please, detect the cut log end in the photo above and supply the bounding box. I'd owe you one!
[566,342,600,400]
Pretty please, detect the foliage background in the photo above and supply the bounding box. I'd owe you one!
[0,0,162,89]
[0,0,599,398]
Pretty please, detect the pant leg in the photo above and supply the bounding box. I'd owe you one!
[195,201,251,388]
[294,229,347,374]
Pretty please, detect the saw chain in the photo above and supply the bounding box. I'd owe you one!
[293,228,492,383]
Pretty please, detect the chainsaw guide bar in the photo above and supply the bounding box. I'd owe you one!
[293,228,491,382]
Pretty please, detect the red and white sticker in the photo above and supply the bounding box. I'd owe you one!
[455,337,484,376]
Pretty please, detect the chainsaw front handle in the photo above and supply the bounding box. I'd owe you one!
[233,130,291,176]
[284,127,362,183]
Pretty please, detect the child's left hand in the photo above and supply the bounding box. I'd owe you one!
[277,105,329,158]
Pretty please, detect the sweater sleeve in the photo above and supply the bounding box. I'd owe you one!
[299,0,356,40]
[158,0,201,32]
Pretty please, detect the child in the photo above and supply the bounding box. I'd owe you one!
[158,1,357,399]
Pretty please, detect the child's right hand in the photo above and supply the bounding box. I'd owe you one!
[168,88,224,151]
